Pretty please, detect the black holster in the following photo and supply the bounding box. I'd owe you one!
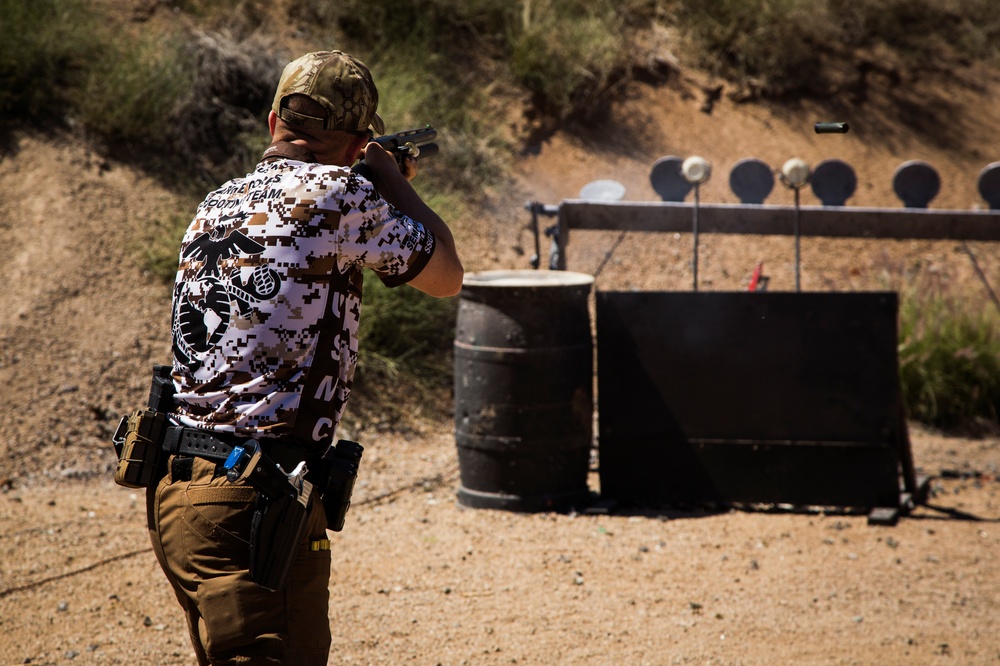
[246,438,363,589]
[249,480,313,591]
[314,439,364,532]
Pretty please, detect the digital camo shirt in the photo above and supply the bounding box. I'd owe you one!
[170,143,435,449]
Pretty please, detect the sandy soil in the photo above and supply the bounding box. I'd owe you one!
[1,427,998,666]
[2,14,1000,665]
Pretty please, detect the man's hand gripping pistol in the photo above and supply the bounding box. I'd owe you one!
[353,125,438,180]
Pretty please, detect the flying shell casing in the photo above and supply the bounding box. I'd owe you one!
[815,122,849,134]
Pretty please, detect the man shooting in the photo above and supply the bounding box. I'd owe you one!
[147,50,463,665]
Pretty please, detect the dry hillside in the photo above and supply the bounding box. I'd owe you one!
[1,5,999,665]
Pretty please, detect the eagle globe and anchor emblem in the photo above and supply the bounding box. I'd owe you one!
[172,222,283,371]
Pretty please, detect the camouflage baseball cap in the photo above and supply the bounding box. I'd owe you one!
[272,51,385,134]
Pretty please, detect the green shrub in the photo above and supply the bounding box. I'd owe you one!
[366,50,511,198]
[0,0,278,180]
[166,32,283,182]
[898,292,1000,433]
[677,0,836,95]
[74,36,193,152]
[678,0,1000,96]
[0,0,98,122]
[353,276,459,419]
[510,5,632,119]
[292,0,514,54]
[75,30,280,183]
[828,0,1000,66]
[282,0,519,192]
[142,211,192,284]
[356,277,458,385]
[290,0,651,190]
[169,0,247,19]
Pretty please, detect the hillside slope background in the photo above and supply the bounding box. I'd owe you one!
[1,1,999,664]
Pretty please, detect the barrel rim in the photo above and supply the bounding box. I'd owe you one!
[462,269,595,288]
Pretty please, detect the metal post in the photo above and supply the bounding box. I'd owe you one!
[555,211,568,271]
[528,203,541,269]
[692,184,700,291]
[794,186,801,292]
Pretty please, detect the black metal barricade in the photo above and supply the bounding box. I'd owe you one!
[596,291,922,522]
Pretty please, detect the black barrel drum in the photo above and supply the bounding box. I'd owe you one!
[453,270,595,511]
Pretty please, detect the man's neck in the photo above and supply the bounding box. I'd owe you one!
[261,141,319,164]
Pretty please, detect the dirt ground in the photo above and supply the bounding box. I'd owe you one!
[2,20,1000,664]
[1,427,998,666]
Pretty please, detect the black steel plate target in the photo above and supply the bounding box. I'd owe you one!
[977,162,1000,210]
[810,159,857,206]
[728,158,774,204]
[650,156,692,202]
[893,160,940,208]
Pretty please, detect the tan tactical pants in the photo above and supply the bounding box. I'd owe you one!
[147,455,332,665]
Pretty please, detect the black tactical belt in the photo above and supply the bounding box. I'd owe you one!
[163,426,243,463]
[163,426,316,471]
